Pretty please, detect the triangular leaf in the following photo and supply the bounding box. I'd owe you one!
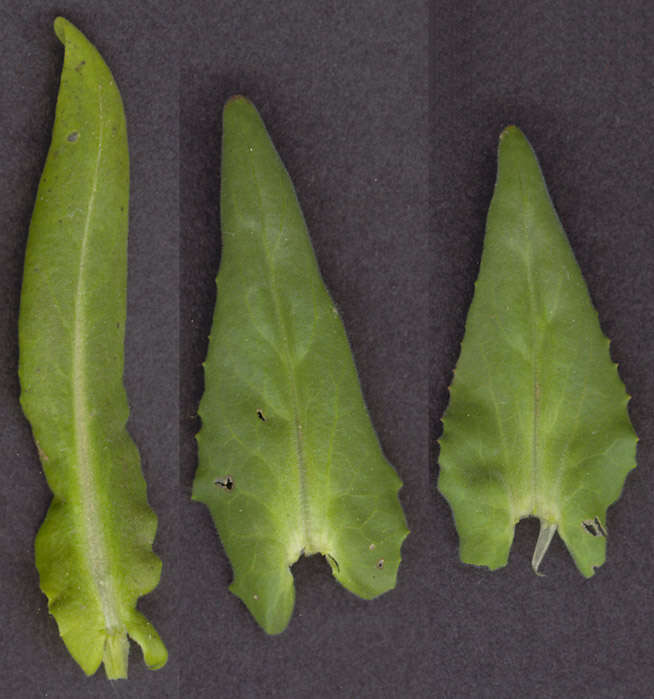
[438,126,637,577]
[193,96,408,633]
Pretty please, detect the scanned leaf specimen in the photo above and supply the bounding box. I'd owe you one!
[19,18,166,677]
[193,96,409,633]
[438,126,636,577]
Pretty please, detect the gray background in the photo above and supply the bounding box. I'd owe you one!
[2,1,653,697]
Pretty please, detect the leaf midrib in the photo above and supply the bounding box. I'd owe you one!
[518,169,543,519]
[242,139,313,558]
[71,83,121,633]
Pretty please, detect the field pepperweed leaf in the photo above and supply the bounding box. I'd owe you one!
[19,18,167,678]
[438,126,637,577]
[193,96,409,633]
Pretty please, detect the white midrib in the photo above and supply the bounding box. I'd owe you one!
[244,145,312,557]
[285,335,311,553]
[517,168,559,571]
[72,85,121,634]
[263,234,312,555]
[518,171,544,519]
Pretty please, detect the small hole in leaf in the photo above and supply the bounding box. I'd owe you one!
[369,543,376,551]
[582,521,598,536]
[582,517,606,537]
[256,409,266,422]
[594,516,607,537]
[376,559,384,569]
[214,475,234,491]
[67,132,79,142]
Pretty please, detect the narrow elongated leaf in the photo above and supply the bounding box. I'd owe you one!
[19,18,167,677]
[193,96,408,634]
[438,126,636,577]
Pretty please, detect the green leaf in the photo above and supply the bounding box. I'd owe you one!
[193,96,409,634]
[438,126,637,577]
[19,18,167,678]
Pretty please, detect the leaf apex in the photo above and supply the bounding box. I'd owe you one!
[225,93,251,106]
[53,16,86,46]
[499,124,522,140]
[53,16,70,42]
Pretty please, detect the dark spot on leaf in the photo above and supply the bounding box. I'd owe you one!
[256,409,266,422]
[376,559,384,569]
[326,554,340,572]
[582,522,598,536]
[75,60,86,72]
[67,132,79,142]
[214,475,234,491]
[582,517,606,537]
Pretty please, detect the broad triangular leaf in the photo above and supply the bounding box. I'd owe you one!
[193,96,408,633]
[19,18,166,677]
[438,126,636,577]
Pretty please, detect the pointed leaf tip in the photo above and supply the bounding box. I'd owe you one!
[225,94,250,105]
[224,95,256,120]
[500,124,519,137]
[53,16,70,42]
[498,125,532,153]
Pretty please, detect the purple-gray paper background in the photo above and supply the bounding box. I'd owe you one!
[2,1,653,697]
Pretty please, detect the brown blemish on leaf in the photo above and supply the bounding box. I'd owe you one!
[582,517,607,537]
[214,475,234,491]
[326,553,340,572]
